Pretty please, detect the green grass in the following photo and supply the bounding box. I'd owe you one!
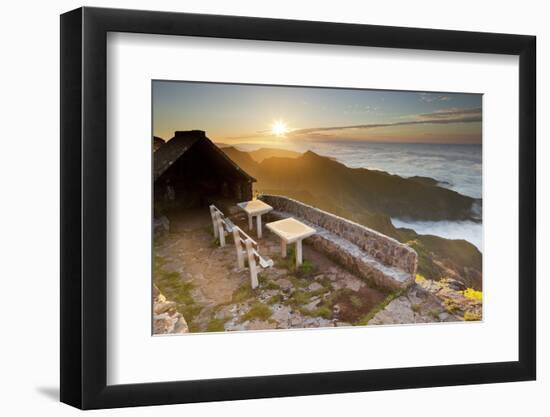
[169,281,196,305]
[297,259,315,275]
[288,275,309,289]
[206,318,227,332]
[240,303,273,323]
[403,236,481,283]
[258,273,267,286]
[411,303,421,313]
[300,305,332,320]
[315,275,333,289]
[276,277,332,315]
[154,256,203,331]
[264,281,281,290]
[287,290,313,306]
[258,273,280,290]
[355,289,404,326]
[180,304,203,330]
[309,286,330,298]
[232,284,256,303]
[266,294,284,305]
[297,288,354,321]
[318,288,354,309]
[275,246,316,277]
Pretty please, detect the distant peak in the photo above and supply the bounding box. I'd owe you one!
[303,150,322,158]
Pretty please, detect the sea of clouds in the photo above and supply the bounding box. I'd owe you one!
[306,141,482,199]
[391,218,482,251]
[316,141,483,251]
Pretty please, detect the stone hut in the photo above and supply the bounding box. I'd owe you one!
[154,130,255,212]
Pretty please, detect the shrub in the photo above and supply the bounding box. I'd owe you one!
[206,318,226,332]
[288,275,309,289]
[444,300,460,314]
[462,288,482,301]
[258,274,280,290]
[415,273,427,284]
[288,290,313,306]
[276,246,316,276]
[464,311,482,321]
[265,281,281,290]
[179,304,203,330]
[300,305,332,320]
[257,272,267,286]
[232,284,255,303]
[266,294,284,305]
[240,303,273,322]
[297,259,315,276]
[311,306,332,320]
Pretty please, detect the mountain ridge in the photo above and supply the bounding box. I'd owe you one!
[222,146,482,289]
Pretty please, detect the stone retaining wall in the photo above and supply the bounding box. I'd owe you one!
[259,195,417,288]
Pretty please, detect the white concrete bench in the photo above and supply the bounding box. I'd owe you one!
[209,205,273,288]
[210,205,237,247]
[232,227,274,289]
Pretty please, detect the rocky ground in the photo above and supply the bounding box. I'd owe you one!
[153,284,189,334]
[369,276,482,325]
[153,209,481,334]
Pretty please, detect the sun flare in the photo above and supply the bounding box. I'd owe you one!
[271,120,289,136]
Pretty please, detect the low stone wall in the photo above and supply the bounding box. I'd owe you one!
[259,194,417,290]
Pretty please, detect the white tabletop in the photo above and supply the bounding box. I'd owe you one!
[266,217,316,243]
[237,200,273,215]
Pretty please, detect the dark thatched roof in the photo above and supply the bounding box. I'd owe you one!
[153,130,256,182]
[153,136,165,152]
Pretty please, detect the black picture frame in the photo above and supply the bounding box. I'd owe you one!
[60,6,536,410]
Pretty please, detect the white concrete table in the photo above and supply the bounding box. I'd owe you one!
[237,200,273,238]
[266,217,316,266]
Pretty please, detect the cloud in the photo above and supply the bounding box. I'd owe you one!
[418,93,452,103]
[288,107,482,136]
[418,107,481,120]
[224,107,482,142]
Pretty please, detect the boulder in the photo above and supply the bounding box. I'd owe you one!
[154,216,170,238]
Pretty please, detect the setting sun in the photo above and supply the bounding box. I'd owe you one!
[271,120,289,136]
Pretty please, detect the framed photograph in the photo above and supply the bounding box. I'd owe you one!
[60,6,536,409]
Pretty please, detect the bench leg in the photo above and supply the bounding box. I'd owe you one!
[210,208,218,238]
[281,240,287,258]
[244,239,258,289]
[248,215,253,231]
[217,219,225,247]
[232,228,244,269]
[256,214,262,238]
[296,240,303,266]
